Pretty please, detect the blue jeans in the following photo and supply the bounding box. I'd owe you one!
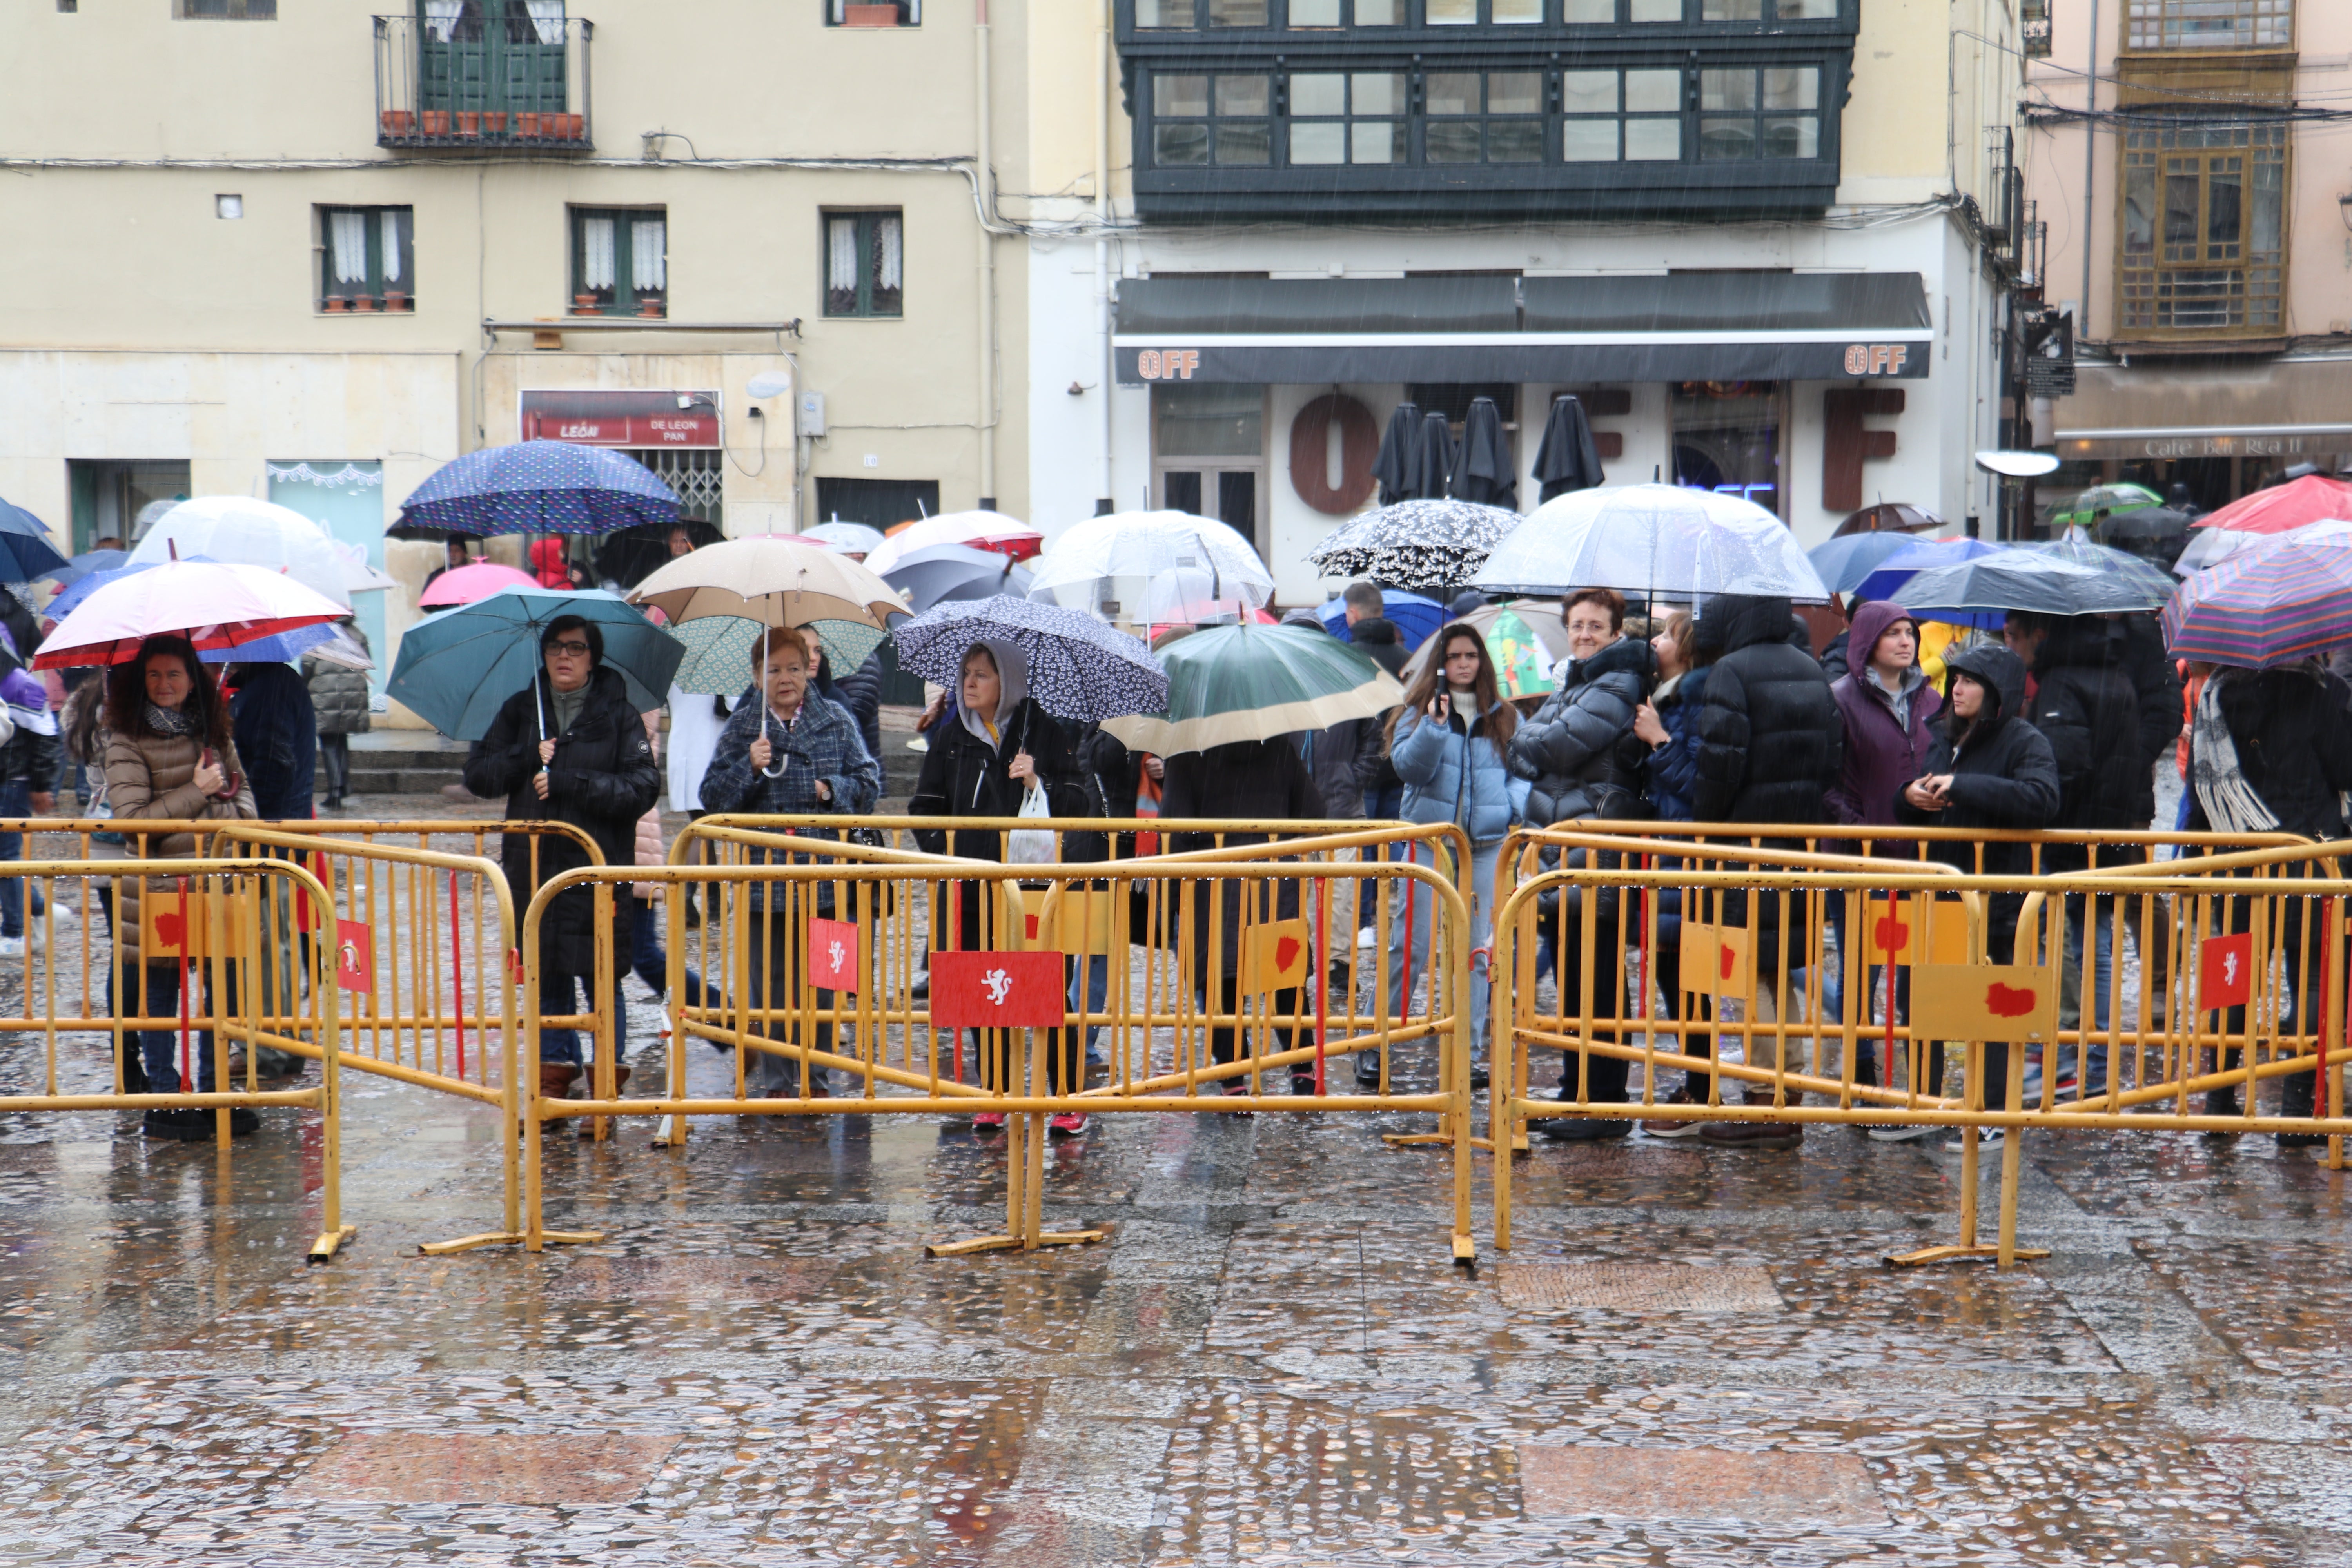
[0,779,45,939]
[1385,840,1498,1065]
[1071,953,1109,1062]
[129,958,236,1093]
[539,969,626,1067]
[630,902,710,1010]
[2063,893,2114,1094]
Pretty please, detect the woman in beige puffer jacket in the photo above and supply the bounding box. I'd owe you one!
[102,636,257,1140]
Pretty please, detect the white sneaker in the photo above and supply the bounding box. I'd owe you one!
[1356,926,1377,950]
[1945,1127,2004,1152]
[0,936,24,957]
[1867,1124,1935,1143]
[44,905,74,926]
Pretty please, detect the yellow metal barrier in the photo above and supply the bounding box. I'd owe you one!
[0,853,352,1262]
[518,845,1479,1263]
[1494,854,2352,1270]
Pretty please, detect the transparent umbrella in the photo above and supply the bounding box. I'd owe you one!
[1027,511,1275,611]
[1472,484,1831,603]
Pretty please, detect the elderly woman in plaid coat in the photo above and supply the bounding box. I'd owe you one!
[697,628,881,1093]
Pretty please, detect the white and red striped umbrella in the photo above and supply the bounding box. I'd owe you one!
[33,559,345,670]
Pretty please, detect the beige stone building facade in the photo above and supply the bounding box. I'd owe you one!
[0,0,1033,719]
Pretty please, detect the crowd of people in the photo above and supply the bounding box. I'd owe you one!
[25,532,2352,1151]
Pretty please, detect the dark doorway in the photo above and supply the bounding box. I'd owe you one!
[815,477,941,532]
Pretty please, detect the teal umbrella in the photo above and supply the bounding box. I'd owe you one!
[1098,623,1402,758]
[387,586,683,740]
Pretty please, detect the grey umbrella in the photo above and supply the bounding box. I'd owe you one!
[1370,402,1422,506]
[1454,397,1516,509]
[1897,548,2171,620]
[881,541,1034,614]
[1414,412,1458,502]
[2018,529,2180,603]
[1532,395,1605,502]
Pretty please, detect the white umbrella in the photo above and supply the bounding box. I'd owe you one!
[861,510,1041,577]
[1472,484,1831,604]
[130,496,354,608]
[329,538,399,593]
[1027,510,1275,611]
[804,520,887,557]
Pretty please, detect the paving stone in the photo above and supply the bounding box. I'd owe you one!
[1497,1261,1785,1313]
[1516,1443,1889,1526]
[285,1432,680,1505]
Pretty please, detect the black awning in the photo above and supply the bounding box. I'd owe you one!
[1112,270,1933,386]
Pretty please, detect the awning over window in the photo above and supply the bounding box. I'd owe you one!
[2053,358,2352,459]
[1112,272,1932,386]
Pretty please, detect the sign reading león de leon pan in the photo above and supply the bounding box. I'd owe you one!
[519,389,721,447]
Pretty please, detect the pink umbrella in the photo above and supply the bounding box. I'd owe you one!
[33,559,345,670]
[419,561,539,608]
[2191,474,2352,536]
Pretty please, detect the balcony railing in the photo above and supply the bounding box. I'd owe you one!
[373,14,593,151]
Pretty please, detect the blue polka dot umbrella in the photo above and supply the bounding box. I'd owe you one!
[892,595,1167,722]
[393,440,681,539]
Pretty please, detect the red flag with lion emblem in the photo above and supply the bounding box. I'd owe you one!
[931,950,1066,1029]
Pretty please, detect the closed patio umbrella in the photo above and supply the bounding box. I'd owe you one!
[1454,397,1515,509]
[1370,401,1423,506]
[1532,395,1605,502]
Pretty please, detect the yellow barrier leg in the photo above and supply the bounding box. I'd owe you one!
[927,1028,1103,1259]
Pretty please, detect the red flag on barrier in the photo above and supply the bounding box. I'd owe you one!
[809,917,859,991]
[335,919,374,993]
[2200,931,2254,1010]
[931,950,1066,1030]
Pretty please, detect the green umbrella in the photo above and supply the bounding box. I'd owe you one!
[666,614,889,696]
[2052,482,2163,529]
[1098,624,1403,758]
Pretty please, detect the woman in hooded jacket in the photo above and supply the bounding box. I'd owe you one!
[908,641,1091,1134]
[1508,589,1651,1139]
[1378,622,1525,1089]
[1895,642,2059,1147]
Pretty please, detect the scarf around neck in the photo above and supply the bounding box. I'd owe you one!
[2191,677,2279,835]
[144,701,198,739]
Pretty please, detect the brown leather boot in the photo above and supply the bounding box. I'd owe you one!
[538,1062,579,1101]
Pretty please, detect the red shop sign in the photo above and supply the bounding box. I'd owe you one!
[519,389,721,448]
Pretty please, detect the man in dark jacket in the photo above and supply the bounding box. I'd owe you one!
[835,649,887,771]
[1688,593,1843,1150]
[2005,610,2147,1096]
[0,662,62,958]
[228,663,318,823]
[463,615,664,1102]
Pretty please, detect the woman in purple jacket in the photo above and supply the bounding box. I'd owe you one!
[1823,601,1941,1115]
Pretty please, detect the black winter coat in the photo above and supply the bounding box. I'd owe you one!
[1691,594,1842,825]
[1508,635,1652,824]
[1818,626,1851,684]
[907,698,1087,862]
[1896,644,2059,956]
[2120,615,2182,818]
[2027,618,2144,852]
[836,650,886,768]
[463,665,662,975]
[2183,664,2352,840]
[1162,739,1322,973]
[229,662,317,822]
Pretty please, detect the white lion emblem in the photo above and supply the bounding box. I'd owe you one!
[983,967,1013,1005]
[828,939,846,973]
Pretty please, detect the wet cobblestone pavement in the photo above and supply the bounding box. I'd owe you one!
[4,878,2352,1560]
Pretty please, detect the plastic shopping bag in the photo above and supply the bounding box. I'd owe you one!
[1007,782,1056,865]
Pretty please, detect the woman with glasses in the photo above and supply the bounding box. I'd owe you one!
[463,615,662,1103]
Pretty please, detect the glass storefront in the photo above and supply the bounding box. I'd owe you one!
[1671,380,1783,515]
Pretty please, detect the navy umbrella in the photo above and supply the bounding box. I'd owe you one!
[1370,402,1423,506]
[1532,395,1605,502]
[891,594,1166,722]
[1454,397,1516,509]
[392,440,681,540]
[0,498,71,584]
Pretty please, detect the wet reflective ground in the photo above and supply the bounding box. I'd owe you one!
[4,906,2351,1559]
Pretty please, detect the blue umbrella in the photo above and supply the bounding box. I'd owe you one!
[0,499,69,584]
[45,557,214,620]
[1316,588,1445,653]
[394,440,681,539]
[1853,537,2006,614]
[1806,532,1919,596]
[41,548,125,593]
[203,623,339,666]
[386,586,684,740]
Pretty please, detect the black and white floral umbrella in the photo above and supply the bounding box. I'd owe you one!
[891,594,1167,721]
[1306,498,1522,584]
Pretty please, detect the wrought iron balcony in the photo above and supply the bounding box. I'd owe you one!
[373,14,593,151]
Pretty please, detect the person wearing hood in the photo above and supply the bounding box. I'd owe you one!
[699,627,883,1099]
[1821,603,1939,1122]
[1684,592,1844,1150]
[2003,609,2142,1098]
[2183,659,2352,1140]
[1379,622,1527,1090]
[908,639,1092,1133]
[464,615,664,1104]
[1508,588,1651,1138]
[1895,642,2061,1150]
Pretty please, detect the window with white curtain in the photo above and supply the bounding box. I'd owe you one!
[318,206,413,309]
[571,206,666,315]
[421,0,462,40]
[823,210,904,317]
[524,0,566,44]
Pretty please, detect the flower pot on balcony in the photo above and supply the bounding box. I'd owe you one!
[385,291,410,314]
[456,111,481,138]
[421,110,451,136]
[484,111,510,136]
[380,109,413,139]
[557,113,580,139]
[573,294,601,314]
[636,297,666,318]
[842,4,901,24]
[353,295,379,313]
[323,297,349,314]
[516,111,541,138]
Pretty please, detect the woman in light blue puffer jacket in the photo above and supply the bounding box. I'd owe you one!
[1374,622,1527,1087]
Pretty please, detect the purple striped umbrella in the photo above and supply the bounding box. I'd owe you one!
[2164,533,2352,668]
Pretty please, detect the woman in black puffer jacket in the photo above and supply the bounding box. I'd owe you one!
[1506,588,1653,1140]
